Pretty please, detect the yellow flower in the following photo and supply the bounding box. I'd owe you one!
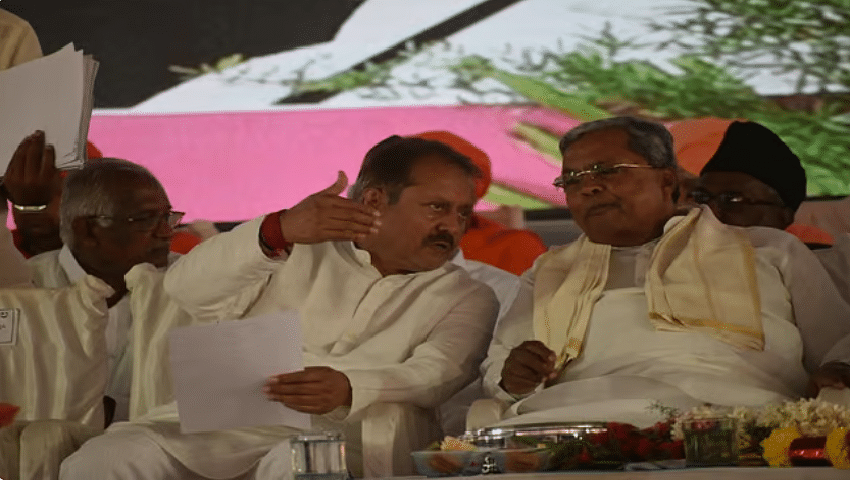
[761,426,802,467]
[826,427,850,469]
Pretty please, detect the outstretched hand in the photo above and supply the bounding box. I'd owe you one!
[3,131,59,207]
[500,340,558,396]
[279,171,381,244]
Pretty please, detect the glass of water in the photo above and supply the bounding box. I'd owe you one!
[683,417,739,467]
[291,431,348,480]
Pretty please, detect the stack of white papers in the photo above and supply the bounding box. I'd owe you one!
[0,43,98,173]
[169,311,311,433]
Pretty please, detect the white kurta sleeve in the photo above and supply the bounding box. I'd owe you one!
[748,227,850,372]
[163,217,281,321]
[341,284,498,420]
[480,267,537,403]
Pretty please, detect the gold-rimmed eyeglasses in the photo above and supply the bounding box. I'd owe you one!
[553,163,657,190]
[91,210,185,231]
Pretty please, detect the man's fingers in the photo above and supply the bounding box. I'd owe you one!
[319,194,381,219]
[265,382,328,397]
[511,348,555,376]
[272,367,334,385]
[504,359,547,384]
[39,144,56,179]
[320,171,348,197]
[521,341,557,364]
[324,201,382,226]
[23,131,46,178]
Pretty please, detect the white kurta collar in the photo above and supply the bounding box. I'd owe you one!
[58,245,87,283]
[451,250,469,270]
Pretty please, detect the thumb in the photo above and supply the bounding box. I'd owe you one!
[321,171,348,196]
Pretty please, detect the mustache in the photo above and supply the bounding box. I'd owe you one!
[422,232,456,249]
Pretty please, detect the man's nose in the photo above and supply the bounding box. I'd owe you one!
[577,174,604,196]
[153,216,175,238]
[439,212,465,237]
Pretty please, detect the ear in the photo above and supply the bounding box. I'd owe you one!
[361,187,388,210]
[660,167,679,201]
[71,217,100,248]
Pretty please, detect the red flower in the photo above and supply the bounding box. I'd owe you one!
[635,438,656,459]
[576,446,593,465]
[658,441,686,459]
[587,432,609,446]
[607,422,638,443]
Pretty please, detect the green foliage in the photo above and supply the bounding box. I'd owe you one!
[456,38,850,196]
[651,0,850,93]
[169,54,245,81]
[483,183,557,209]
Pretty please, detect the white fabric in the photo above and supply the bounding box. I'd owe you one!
[0,206,30,287]
[0,420,100,480]
[31,247,183,423]
[482,224,850,427]
[68,216,499,479]
[0,276,112,429]
[816,233,850,307]
[56,246,133,422]
[0,8,41,71]
[17,253,192,480]
[440,251,520,436]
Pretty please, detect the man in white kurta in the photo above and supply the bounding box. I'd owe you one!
[60,135,499,480]
[480,117,850,429]
[0,156,186,480]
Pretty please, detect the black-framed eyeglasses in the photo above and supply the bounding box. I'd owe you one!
[91,210,185,231]
[687,190,784,211]
[553,163,657,190]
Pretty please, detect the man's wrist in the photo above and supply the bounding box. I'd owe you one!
[11,203,48,212]
[259,210,292,256]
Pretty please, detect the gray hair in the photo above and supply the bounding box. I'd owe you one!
[558,116,677,169]
[59,158,163,247]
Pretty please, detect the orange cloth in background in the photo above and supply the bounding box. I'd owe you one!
[786,223,834,247]
[169,231,202,254]
[460,214,547,276]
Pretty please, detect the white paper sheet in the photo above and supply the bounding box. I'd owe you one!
[0,43,96,172]
[169,311,311,433]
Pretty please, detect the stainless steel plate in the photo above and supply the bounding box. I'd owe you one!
[464,422,608,448]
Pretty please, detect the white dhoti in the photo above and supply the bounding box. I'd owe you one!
[489,285,809,428]
[0,420,100,480]
[59,404,363,480]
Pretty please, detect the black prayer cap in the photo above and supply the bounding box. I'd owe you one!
[700,121,806,211]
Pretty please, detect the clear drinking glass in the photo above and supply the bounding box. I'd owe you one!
[291,431,348,480]
[683,417,739,467]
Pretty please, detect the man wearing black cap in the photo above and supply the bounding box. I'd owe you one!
[688,121,805,231]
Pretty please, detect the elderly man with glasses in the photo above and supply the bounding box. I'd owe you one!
[687,121,833,247]
[25,149,182,425]
[0,145,190,480]
[477,116,850,430]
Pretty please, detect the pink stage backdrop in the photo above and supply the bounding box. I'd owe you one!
[88,106,578,222]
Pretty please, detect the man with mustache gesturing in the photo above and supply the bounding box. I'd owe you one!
[60,135,498,480]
